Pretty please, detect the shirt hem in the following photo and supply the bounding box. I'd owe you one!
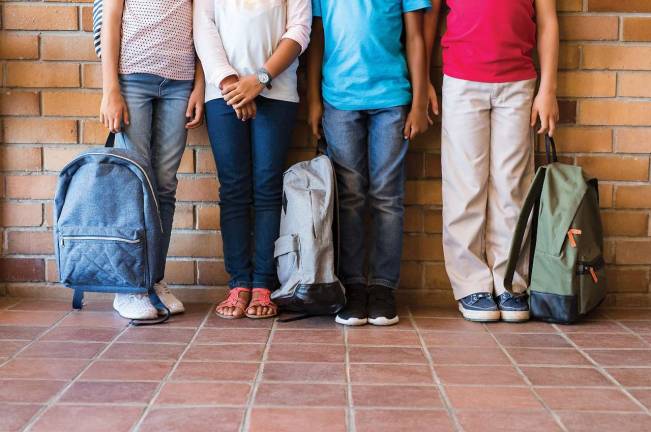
[443,69,538,84]
[119,68,195,82]
[322,97,412,111]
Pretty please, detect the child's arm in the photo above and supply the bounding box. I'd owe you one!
[222,0,311,109]
[403,11,429,140]
[306,18,324,139]
[423,1,441,119]
[185,60,205,129]
[100,0,128,133]
[531,0,559,136]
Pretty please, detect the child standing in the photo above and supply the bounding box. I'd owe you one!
[425,0,559,322]
[308,0,431,326]
[100,0,205,320]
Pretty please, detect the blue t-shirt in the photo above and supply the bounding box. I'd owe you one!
[313,0,431,111]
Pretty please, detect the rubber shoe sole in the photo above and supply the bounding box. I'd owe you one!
[368,316,400,326]
[458,303,501,322]
[335,315,368,326]
[113,297,158,320]
[500,309,530,323]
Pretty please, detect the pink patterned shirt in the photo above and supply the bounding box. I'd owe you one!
[119,0,196,81]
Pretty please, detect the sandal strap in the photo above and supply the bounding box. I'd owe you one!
[250,288,275,308]
[219,287,250,309]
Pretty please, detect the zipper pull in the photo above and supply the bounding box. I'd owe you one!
[60,237,65,247]
[567,228,582,248]
[589,267,598,283]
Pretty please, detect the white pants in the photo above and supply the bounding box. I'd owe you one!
[441,75,536,300]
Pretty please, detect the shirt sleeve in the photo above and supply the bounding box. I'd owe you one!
[193,0,239,88]
[312,0,322,17]
[402,0,431,12]
[282,0,312,54]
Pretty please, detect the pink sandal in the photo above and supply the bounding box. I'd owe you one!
[215,287,251,319]
[245,288,278,319]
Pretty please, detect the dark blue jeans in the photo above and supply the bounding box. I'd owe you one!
[323,102,409,290]
[205,96,298,289]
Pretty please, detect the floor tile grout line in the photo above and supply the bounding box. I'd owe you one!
[343,324,356,432]
[239,317,277,432]
[483,324,569,432]
[610,318,651,349]
[130,304,216,432]
[20,312,133,432]
[407,308,464,432]
[552,323,651,416]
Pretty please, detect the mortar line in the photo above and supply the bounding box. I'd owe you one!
[408,308,463,432]
[344,324,356,432]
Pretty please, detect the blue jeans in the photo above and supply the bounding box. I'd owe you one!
[323,102,409,290]
[115,73,193,281]
[205,97,298,289]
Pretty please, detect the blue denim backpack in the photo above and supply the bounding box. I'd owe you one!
[53,134,169,324]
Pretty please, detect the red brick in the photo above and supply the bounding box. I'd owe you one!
[423,153,441,178]
[0,258,45,282]
[197,260,229,285]
[82,64,102,89]
[405,180,442,205]
[558,0,582,12]
[615,185,651,209]
[0,33,39,60]
[196,150,216,174]
[197,206,220,230]
[575,156,648,181]
[619,72,651,98]
[187,126,210,146]
[172,205,194,229]
[3,4,78,30]
[42,92,101,116]
[6,63,80,88]
[0,146,42,171]
[3,118,77,144]
[602,211,649,237]
[5,175,58,199]
[0,203,43,227]
[6,231,54,254]
[599,183,613,209]
[164,260,195,285]
[559,16,619,41]
[43,147,84,171]
[583,45,651,70]
[404,207,424,233]
[176,178,219,202]
[81,120,108,145]
[178,149,195,174]
[616,128,651,153]
[403,234,443,261]
[41,34,96,61]
[0,91,40,116]
[559,45,581,70]
[606,268,649,294]
[424,209,442,234]
[579,100,651,126]
[588,0,651,12]
[616,240,651,265]
[81,6,93,32]
[557,72,616,97]
[167,233,221,258]
[540,127,612,153]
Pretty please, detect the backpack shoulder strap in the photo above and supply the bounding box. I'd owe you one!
[503,166,547,293]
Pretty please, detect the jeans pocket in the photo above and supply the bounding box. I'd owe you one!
[58,227,147,288]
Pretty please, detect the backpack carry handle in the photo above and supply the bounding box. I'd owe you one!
[545,135,558,164]
[105,132,116,148]
[503,167,546,294]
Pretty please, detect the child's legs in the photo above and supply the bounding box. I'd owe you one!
[366,106,409,289]
[205,98,253,288]
[487,79,536,296]
[149,78,193,279]
[116,74,156,159]
[250,97,298,289]
[322,102,369,287]
[441,75,493,300]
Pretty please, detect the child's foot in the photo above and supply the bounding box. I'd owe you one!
[335,284,368,326]
[367,285,399,326]
[458,293,501,322]
[113,293,158,320]
[216,288,251,319]
[245,288,278,319]
[496,292,530,322]
[154,281,185,314]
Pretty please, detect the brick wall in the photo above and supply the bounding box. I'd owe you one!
[1,0,651,306]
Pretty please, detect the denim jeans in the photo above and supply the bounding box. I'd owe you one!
[115,73,193,281]
[205,96,298,289]
[322,102,409,290]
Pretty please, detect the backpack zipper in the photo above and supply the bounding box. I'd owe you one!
[67,152,164,233]
[60,235,141,247]
[567,228,582,248]
[576,256,605,284]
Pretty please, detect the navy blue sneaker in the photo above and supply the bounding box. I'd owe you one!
[458,292,500,322]
[496,292,530,322]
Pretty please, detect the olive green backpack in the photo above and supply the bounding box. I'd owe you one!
[504,136,606,323]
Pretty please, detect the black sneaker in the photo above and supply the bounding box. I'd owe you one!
[335,284,368,326]
[496,292,530,322]
[458,292,500,322]
[367,285,399,326]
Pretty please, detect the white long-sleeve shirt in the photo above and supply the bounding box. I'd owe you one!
[194,0,311,103]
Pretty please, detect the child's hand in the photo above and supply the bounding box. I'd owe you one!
[100,88,129,133]
[185,86,205,129]
[531,90,559,137]
[307,98,323,139]
[223,74,264,109]
[403,107,429,140]
[427,82,439,124]
[234,100,257,122]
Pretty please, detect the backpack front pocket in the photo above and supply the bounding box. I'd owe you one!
[274,234,299,285]
[577,256,606,314]
[58,227,147,288]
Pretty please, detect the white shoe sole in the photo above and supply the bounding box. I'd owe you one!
[501,309,530,322]
[335,316,368,326]
[368,316,400,326]
[458,303,501,322]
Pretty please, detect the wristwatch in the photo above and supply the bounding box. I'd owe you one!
[257,68,273,90]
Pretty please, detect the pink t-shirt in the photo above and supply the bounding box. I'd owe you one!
[441,0,537,83]
[119,0,195,81]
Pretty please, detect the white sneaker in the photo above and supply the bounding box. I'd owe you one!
[113,293,158,320]
[154,281,185,314]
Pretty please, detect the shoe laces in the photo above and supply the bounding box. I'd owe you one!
[155,283,171,295]
[468,292,492,304]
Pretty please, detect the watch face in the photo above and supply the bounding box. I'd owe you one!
[258,72,269,84]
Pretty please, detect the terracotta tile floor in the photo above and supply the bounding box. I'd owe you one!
[0,298,650,432]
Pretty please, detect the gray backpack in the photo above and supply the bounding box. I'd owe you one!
[271,155,346,315]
